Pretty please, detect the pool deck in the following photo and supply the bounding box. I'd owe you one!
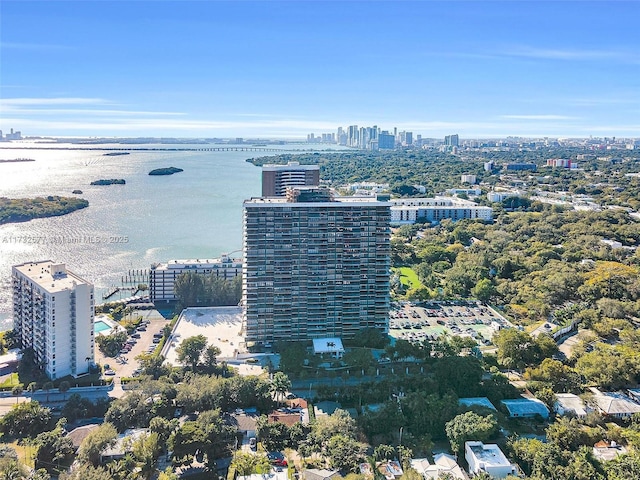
[162,306,245,366]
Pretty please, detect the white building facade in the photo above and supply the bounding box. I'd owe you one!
[149,255,242,303]
[465,441,518,479]
[12,261,94,379]
[390,197,493,225]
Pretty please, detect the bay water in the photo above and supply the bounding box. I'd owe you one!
[0,142,341,328]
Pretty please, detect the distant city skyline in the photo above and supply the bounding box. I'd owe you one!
[1,1,639,138]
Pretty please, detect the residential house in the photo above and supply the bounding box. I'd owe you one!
[501,397,549,419]
[592,440,628,462]
[411,454,468,479]
[458,397,497,412]
[590,390,640,419]
[66,424,100,451]
[465,441,518,479]
[554,393,589,418]
[303,469,342,480]
[101,428,148,462]
[224,412,259,441]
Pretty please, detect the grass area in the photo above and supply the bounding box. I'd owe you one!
[395,266,424,290]
[525,321,545,334]
[0,440,35,468]
[0,373,21,389]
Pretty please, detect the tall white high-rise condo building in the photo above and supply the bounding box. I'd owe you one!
[12,261,94,379]
[261,161,320,197]
[243,187,391,343]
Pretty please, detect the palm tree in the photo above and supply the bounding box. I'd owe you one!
[270,372,291,405]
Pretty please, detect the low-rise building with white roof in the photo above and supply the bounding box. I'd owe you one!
[390,197,492,225]
[312,338,345,358]
[465,441,518,479]
[459,397,497,411]
[411,454,468,479]
[555,393,589,418]
[149,255,242,303]
[590,390,640,419]
[501,397,550,419]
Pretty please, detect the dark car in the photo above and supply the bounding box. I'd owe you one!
[267,452,287,467]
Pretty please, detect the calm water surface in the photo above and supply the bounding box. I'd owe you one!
[0,142,342,328]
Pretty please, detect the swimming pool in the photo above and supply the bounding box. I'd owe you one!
[94,320,112,334]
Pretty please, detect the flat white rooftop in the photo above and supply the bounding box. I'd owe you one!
[244,197,389,206]
[163,307,244,364]
[466,441,512,467]
[13,261,91,294]
[153,257,242,270]
[312,338,345,354]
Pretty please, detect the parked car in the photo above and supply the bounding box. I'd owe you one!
[267,452,287,467]
[249,437,257,450]
[104,369,116,376]
[131,333,141,339]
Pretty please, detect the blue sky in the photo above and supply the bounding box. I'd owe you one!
[1,1,639,139]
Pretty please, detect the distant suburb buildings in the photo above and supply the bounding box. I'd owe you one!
[390,197,493,225]
[261,161,320,197]
[12,261,94,379]
[243,186,391,343]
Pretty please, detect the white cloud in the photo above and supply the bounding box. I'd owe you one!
[499,45,640,64]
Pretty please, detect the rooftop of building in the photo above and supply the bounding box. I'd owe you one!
[163,306,244,363]
[459,397,497,411]
[13,261,92,293]
[501,397,550,417]
[312,338,345,354]
[151,256,242,270]
[591,390,640,415]
[390,196,489,207]
[244,194,390,206]
[555,393,588,415]
[262,161,320,171]
[466,441,512,467]
[411,455,466,480]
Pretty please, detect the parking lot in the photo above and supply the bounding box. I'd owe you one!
[94,309,171,379]
[389,301,513,347]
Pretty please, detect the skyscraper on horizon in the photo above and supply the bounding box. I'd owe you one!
[445,134,460,147]
[242,187,391,343]
[12,261,94,379]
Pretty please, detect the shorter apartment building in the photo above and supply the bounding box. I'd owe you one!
[390,197,493,225]
[12,261,94,379]
[149,255,242,303]
[465,441,518,479]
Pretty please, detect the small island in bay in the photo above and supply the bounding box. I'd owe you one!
[90,179,126,185]
[149,166,184,176]
[0,158,36,163]
[103,152,130,156]
[72,190,83,194]
[0,196,89,224]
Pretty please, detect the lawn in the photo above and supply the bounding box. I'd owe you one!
[395,266,424,290]
[0,373,21,389]
[0,440,35,468]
